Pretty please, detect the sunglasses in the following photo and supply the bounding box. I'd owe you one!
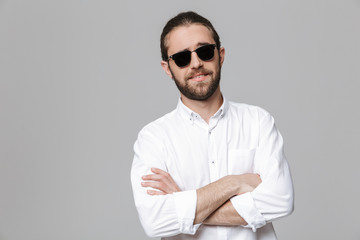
[167,44,217,67]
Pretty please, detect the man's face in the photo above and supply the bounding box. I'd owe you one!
[161,24,225,101]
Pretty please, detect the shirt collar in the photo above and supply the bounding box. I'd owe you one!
[176,95,229,123]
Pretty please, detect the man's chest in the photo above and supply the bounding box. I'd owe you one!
[161,121,260,190]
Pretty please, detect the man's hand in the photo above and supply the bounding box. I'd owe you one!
[236,173,262,195]
[141,168,181,195]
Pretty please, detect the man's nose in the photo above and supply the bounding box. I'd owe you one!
[189,52,203,69]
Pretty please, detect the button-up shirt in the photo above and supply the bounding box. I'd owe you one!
[131,97,294,240]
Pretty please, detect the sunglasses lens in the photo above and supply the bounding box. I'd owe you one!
[196,45,215,61]
[173,52,191,67]
[170,44,216,67]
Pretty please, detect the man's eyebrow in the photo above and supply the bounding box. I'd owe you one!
[173,42,214,54]
[197,42,212,47]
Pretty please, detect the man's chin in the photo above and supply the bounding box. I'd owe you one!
[184,90,214,101]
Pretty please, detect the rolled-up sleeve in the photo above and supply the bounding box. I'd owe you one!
[230,192,266,231]
[230,109,294,231]
[131,125,201,238]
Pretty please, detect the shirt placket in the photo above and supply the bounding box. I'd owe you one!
[208,115,229,239]
[207,117,219,182]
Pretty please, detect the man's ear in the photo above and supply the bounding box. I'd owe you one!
[219,47,225,67]
[161,61,173,79]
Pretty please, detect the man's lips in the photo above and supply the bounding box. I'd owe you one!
[188,73,209,82]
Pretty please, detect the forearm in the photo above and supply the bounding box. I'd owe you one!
[194,175,239,224]
[140,168,234,226]
[194,173,260,224]
[202,200,247,226]
[141,169,262,226]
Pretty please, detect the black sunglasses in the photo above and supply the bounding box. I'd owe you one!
[167,44,217,67]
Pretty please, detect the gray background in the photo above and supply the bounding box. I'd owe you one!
[1,0,359,239]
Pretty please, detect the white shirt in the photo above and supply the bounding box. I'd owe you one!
[131,97,294,240]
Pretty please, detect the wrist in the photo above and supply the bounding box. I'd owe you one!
[236,173,261,195]
[221,175,241,197]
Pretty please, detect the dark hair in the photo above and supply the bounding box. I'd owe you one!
[160,11,221,61]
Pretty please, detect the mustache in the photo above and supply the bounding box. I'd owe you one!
[186,68,213,80]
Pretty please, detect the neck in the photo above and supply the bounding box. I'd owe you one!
[180,87,223,124]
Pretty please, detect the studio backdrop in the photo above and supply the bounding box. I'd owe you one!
[0,0,359,239]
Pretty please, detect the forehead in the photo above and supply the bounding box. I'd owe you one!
[166,24,214,54]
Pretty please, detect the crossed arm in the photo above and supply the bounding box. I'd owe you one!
[141,168,261,225]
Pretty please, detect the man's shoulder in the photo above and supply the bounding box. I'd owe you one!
[137,109,178,137]
[228,101,270,118]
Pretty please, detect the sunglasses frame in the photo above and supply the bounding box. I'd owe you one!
[167,44,217,67]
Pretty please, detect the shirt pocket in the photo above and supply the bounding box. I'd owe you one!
[227,148,256,175]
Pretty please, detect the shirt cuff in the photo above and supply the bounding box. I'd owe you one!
[230,192,266,232]
[173,190,201,234]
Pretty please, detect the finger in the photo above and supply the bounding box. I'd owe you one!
[141,181,167,192]
[147,189,166,195]
[147,171,181,192]
[142,171,172,183]
[142,181,178,194]
[142,174,164,181]
[151,168,168,175]
[141,170,181,193]
[150,168,173,184]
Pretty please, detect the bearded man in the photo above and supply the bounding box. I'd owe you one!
[131,11,294,240]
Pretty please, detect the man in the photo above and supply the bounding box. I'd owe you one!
[131,11,294,240]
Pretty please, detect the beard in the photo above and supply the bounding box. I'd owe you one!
[170,64,221,101]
